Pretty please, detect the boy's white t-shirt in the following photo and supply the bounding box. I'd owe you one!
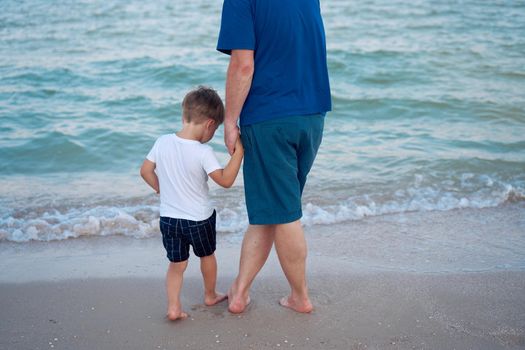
[146,134,222,221]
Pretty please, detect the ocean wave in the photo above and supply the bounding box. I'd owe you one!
[1,68,91,87]
[0,203,248,243]
[1,180,523,243]
[0,131,100,174]
[302,184,525,226]
[1,0,525,245]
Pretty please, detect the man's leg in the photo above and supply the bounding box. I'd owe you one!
[228,224,275,313]
[274,220,313,313]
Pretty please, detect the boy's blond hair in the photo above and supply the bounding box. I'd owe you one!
[182,86,225,125]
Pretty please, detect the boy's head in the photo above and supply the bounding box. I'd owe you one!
[182,86,225,126]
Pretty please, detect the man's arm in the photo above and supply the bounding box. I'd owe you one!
[224,49,254,155]
[209,138,244,188]
[140,159,159,193]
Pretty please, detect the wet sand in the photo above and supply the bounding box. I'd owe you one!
[1,271,524,349]
[1,204,525,349]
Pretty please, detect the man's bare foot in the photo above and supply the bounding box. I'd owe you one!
[228,285,251,314]
[204,292,228,306]
[279,296,313,313]
[166,309,189,321]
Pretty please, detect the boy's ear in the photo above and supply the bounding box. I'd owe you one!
[206,119,216,129]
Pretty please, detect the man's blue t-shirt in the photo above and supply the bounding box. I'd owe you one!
[217,0,332,126]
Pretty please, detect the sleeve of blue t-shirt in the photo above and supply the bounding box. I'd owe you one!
[217,0,255,55]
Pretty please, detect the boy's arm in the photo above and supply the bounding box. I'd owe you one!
[140,159,160,193]
[209,138,244,188]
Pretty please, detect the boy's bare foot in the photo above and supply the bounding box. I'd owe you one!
[166,309,189,321]
[228,285,251,314]
[279,296,313,313]
[204,292,228,306]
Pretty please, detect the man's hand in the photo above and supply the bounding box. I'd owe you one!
[224,121,240,155]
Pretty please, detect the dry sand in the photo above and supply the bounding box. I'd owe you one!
[1,205,524,350]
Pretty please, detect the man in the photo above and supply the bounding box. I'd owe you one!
[217,0,331,313]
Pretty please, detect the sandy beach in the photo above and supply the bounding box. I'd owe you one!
[2,0,525,348]
[1,204,524,350]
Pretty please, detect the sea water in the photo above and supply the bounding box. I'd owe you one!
[1,0,524,251]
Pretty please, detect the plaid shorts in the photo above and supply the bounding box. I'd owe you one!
[159,210,216,263]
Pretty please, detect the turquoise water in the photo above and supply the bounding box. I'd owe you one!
[1,0,525,243]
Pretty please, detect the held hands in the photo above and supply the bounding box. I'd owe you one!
[234,136,244,156]
[224,122,240,155]
[209,124,244,188]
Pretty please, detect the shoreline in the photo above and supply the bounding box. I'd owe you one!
[1,204,524,349]
[1,203,524,283]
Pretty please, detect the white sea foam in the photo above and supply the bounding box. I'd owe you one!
[1,177,523,243]
[303,182,524,226]
[1,206,155,243]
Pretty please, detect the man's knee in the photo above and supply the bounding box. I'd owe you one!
[275,221,307,256]
[275,220,302,234]
[248,224,276,236]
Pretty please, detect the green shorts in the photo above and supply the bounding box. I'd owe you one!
[240,114,324,225]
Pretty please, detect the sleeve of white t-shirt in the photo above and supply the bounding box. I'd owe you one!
[201,146,222,175]
[146,138,159,163]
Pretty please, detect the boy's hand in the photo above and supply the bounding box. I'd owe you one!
[209,135,244,188]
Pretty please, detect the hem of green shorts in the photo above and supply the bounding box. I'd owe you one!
[248,210,302,225]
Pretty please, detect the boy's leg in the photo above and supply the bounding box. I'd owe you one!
[200,253,227,306]
[166,260,189,321]
[274,220,313,313]
[228,224,275,314]
[187,211,226,306]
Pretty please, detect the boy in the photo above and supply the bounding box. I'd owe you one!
[140,86,243,321]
